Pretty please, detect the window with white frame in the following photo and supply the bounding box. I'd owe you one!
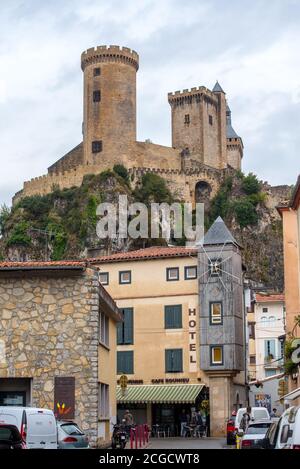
[99,311,109,347]
[210,302,223,325]
[99,272,109,286]
[99,383,109,419]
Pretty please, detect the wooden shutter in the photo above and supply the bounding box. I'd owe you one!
[165,350,172,372]
[174,349,183,371]
[123,308,133,344]
[165,305,182,329]
[117,321,123,345]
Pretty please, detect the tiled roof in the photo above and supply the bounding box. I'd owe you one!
[88,246,197,264]
[200,216,239,247]
[0,260,87,270]
[256,293,285,303]
[212,81,225,93]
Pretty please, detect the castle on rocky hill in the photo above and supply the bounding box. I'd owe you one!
[13,45,243,205]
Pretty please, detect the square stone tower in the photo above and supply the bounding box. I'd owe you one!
[168,82,227,169]
[198,217,246,436]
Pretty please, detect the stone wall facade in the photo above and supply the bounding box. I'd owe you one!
[0,264,118,446]
[13,45,243,205]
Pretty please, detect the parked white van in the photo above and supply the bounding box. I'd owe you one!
[0,407,57,449]
[275,406,300,449]
[235,407,270,432]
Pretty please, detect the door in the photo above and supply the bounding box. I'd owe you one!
[26,412,57,449]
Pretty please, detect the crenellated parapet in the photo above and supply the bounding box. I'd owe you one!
[81,45,139,71]
[168,86,218,108]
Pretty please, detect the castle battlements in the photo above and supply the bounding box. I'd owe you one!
[168,86,218,107]
[81,45,139,71]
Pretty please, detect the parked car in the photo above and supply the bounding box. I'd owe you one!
[57,420,89,449]
[0,424,26,449]
[261,420,280,449]
[263,406,300,450]
[235,407,270,433]
[226,412,237,445]
[241,420,272,449]
[0,407,57,449]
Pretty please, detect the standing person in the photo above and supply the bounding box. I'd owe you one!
[270,408,278,418]
[179,409,188,437]
[196,411,204,437]
[205,413,210,437]
[240,406,251,432]
[123,409,134,430]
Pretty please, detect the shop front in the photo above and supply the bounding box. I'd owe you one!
[117,384,208,436]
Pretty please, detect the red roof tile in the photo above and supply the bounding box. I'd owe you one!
[88,246,197,264]
[256,293,285,303]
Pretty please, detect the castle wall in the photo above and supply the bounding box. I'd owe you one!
[48,143,84,175]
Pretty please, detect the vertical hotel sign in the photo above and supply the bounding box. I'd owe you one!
[54,377,75,420]
[189,308,197,372]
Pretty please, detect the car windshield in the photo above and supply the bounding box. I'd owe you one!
[253,410,269,420]
[0,426,21,441]
[61,423,84,436]
[246,423,271,435]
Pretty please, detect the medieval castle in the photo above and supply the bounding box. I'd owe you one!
[13,45,243,205]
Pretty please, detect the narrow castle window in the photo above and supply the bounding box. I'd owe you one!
[93,90,101,102]
[94,67,101,76]
[184,114,190,125]
[209,115,213,125]
[92,141,103,153]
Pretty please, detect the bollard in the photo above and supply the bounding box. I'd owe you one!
[142,425,145,446]
[138,425,142,448]
[135,426,138,449]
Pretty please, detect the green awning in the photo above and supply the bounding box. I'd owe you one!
[117,384,204,404]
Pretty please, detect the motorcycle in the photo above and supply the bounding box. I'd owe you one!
[111,421,128,449]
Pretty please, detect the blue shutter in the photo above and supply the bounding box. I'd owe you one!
[269,340,276,358]
[117,351,134,374]
[165,305,182,329]
[174,349,183,372]
[123,308,133,344]
[117,351,122,374]
[117,322,123,345]
[124,351,133,374]
[165,350,172,372]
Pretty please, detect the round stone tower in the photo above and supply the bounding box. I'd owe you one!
[81,45,139,165]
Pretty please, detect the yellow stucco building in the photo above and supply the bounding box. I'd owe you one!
[278,176,300,404]
[91,246,206,435]
[90,241,247,436]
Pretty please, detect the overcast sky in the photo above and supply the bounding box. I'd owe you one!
[0,0,299,206]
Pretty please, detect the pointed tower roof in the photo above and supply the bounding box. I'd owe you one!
[226,104,240,139]
[212,81,225,93]
[202,216,240,247]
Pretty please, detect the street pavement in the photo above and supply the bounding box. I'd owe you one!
[147,437,227,449]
